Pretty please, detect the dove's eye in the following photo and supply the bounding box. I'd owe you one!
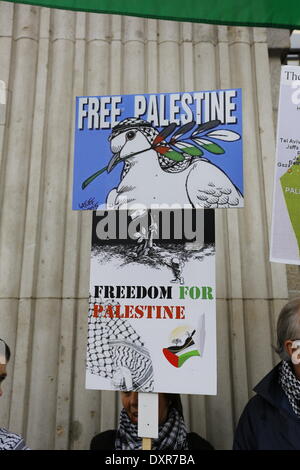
[126,130,136,140]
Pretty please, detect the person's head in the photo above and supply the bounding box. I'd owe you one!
[120,391,183,425]
[0,339,10,397]
[276,298,300,377]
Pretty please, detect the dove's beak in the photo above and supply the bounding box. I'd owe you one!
[107,152,120,173]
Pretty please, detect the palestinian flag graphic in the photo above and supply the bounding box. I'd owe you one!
[280,155,300,257]
[163,317,205,368]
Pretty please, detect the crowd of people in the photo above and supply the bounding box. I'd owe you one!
[1,298,300,450]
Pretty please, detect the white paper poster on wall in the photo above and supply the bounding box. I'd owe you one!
[270,65,300,265]
[86,209,216,395]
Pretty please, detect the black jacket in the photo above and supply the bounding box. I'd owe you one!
[233,363,300,450]
[90,430,214,450]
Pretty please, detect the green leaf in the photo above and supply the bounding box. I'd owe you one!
[156,144,185,161]
[82,166,108,189]
[175,142,203,156]
[193,138,224,154]
[164,149,185,161]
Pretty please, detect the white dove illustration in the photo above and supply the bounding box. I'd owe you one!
[106,118,243,210]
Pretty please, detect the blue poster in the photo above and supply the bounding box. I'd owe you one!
[73,89,243,210]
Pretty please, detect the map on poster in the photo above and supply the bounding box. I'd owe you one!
[86,209,216,395]
[270,66,300,265]
[73,89,243,211]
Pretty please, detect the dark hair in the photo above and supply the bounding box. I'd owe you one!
[0,339,11,363]
[166,393,184,418]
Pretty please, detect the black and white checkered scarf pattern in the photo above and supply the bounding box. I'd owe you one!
[115,407,188,450]
[111,118,159,145]
[110,118,192,175]
[279,360,300,417]
[87,297,154,391]
[0,428,29,450]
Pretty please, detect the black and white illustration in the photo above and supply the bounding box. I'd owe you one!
[86,210,217,395]
[105,118,243,210]
[87,310,154,391]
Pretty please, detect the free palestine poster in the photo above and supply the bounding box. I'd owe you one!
[73,89,243,211]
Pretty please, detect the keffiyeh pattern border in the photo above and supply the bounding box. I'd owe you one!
[279,360,300,417]
[87,296,154,391]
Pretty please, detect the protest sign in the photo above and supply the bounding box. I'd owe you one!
[270,66,300,265]
[73,89,243,211]
[86,209,216,395]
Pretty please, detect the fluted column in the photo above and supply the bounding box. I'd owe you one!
[25,9,76,449]
[0,2,39,431]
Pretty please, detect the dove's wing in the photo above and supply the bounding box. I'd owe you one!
[186,160,244,208]
[106,187,118,207]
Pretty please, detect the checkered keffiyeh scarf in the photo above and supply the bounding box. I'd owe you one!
[87,297,154,392]
[111,118,159,145]
[279,360,300,417]
[115,407,188,450]
[110,117,194,175]
[0,428,29,450]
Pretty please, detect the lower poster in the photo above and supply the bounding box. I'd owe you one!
[86,209,216,395]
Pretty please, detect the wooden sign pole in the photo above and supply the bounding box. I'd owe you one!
[138,392,158,450]
[142,438,152,450]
